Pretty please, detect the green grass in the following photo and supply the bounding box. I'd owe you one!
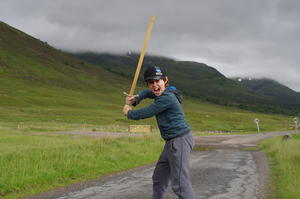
[242,146,260,151]
[260,135,300,198]
[184,97,295,133]
[193,146,211,151]
[0,71,295,134]
[0,130,164,199]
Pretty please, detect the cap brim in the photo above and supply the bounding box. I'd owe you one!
[145,76,162,82]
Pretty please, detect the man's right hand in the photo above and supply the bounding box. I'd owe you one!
[125,96,136,105]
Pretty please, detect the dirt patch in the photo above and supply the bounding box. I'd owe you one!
[194,131,296,149]
[55,131,144,138]
[251,150,271,198]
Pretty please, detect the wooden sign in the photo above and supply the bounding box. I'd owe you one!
[128,125,152,133]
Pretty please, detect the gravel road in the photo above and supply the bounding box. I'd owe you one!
[29,131,295,199]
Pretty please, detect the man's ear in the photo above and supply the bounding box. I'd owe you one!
[164,77,169,85]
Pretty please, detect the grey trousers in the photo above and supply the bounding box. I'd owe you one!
[152,132,196,199]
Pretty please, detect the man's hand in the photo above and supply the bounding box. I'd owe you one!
[123,104,132,116]
[125,96,136,105]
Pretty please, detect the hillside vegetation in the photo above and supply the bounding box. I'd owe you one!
[0,21,134,129]
[0,20,296,132]
[72,52,300,115]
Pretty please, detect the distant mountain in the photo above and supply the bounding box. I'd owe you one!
[71,52,300,114]
[233,78,300,107]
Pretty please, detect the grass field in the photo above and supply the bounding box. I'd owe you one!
[0,129,164,199]
[0,80,296,134]
[260,134,300,199]
[0,88,296,199]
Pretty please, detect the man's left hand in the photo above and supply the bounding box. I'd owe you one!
[123,104,132,116]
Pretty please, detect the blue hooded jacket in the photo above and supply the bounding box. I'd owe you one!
[127,86,191,140]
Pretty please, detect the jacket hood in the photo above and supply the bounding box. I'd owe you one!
[166,86,183,103]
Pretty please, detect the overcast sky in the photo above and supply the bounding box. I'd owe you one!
[1,0,300,91]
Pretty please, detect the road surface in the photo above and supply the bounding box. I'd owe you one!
[29,131,294,199]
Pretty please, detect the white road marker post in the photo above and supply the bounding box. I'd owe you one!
[254,118,260,133]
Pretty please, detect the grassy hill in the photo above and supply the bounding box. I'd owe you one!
[0,20,298,132]
[71,52,300,115]
[0,22,298,131]
[0,21,137,130]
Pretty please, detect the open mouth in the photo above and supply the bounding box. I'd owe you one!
[153,87,161,94]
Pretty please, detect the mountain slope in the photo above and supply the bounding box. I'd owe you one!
[0,21,138,126]
[72,52,300,114]
[0,19,298,134]
[234,78,300,106]
[0,21,125,91]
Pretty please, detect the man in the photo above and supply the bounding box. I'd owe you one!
[123,66,196,199]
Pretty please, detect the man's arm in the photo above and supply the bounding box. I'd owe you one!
[127,95,171,120]
[132,89,156,106]
[123,89,156,116]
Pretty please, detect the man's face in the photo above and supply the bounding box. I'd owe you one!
[147,78,167,96]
